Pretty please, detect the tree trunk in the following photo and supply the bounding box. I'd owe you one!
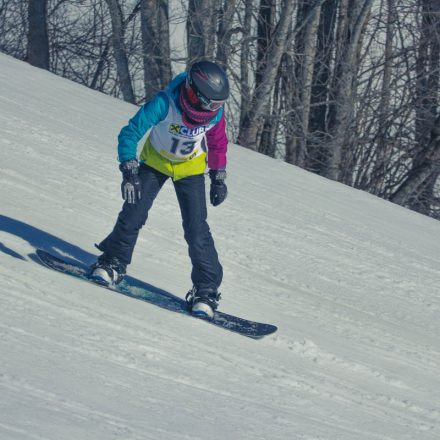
[256,0,275,86]
[186,0,217,65]
[27,0,50,70]
[237,0,296,150]
[325,0,374,181]
[370,0,396,195]
[285,0,320,167]
[407,173,439,216]
[105,0,135,104]
[216,0,237,69]
[259,69,282,157]
[306,0,338,174]
[140,0,171,102]
[391,128,440,207]
[256,0,276,154]
[239,0,253,128]
[90,1,141,91]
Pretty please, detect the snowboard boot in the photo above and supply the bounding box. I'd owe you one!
[89,254,126,286]
[186,286,221,320]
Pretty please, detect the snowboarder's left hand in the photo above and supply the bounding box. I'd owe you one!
[119,160,142,204]
[209,169,227,207]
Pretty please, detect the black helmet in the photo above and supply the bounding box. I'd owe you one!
[187,61,230,111]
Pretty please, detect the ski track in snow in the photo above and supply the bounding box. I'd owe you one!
[1,54,440,439]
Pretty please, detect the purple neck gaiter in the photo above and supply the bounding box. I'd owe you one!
[179,84,218,128]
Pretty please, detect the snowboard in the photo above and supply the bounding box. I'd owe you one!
[35,249,278,339]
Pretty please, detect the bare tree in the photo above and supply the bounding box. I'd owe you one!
[216,0,237,69]
[27,0,50,69]
[140,0,171,102]
[186,0,217,65]
[239,0,253,128]
[237,0,296,150]
[105,0,135,103]
[255,0,276,155]
[369,0,397,195]
[285,0,320,166]
[306,0,338,175]
[391,0,440,212]
[90,0,141,92]
[1,0,28,59]
[325,0,374,181]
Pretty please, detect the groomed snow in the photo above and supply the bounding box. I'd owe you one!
[1,53,440,440]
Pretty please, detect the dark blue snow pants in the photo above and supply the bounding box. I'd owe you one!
[97,164,223,290]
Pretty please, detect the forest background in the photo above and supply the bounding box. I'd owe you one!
[2,0,440,220]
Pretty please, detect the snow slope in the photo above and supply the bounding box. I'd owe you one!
[1,53,440,440]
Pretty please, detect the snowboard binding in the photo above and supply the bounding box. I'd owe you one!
[186,286,221,320]
[89,254,126,286]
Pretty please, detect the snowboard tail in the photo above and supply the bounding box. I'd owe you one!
[35,249,278,338]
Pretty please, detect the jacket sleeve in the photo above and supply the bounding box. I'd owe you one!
[205,110,228,170]
[117,92,169,162]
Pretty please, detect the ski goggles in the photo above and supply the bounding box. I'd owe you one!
[185,79,226,112]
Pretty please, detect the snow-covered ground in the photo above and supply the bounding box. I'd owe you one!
[1,53,440,440]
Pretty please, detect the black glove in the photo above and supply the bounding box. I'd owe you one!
[209,169,227,207]
[119,160,142,204]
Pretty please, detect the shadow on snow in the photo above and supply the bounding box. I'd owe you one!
[0,214,186,311]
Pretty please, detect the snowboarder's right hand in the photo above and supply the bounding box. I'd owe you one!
[119,160,142,204]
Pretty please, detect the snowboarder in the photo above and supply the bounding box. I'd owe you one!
[90,60,230,319]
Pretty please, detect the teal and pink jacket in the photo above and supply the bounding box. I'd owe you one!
[117,73,228,173]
